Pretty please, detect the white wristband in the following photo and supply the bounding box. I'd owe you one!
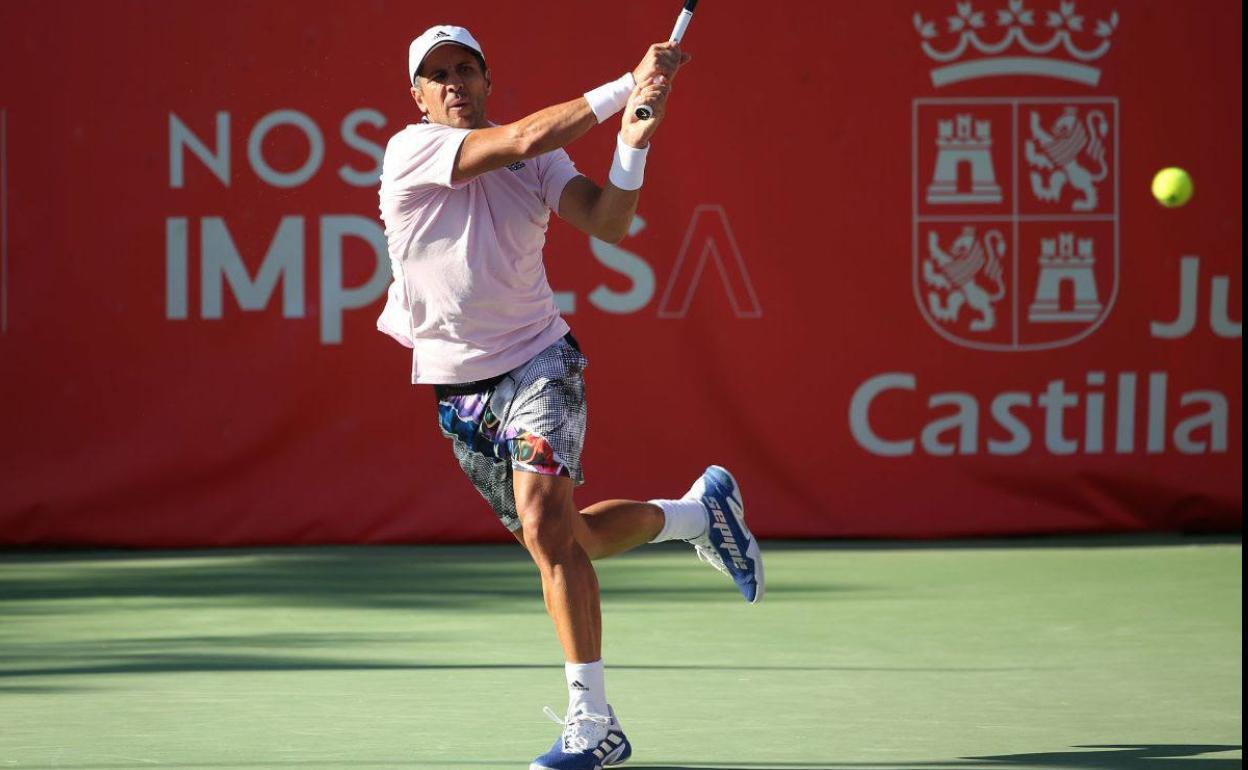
[609,134,648,191]
[584,73,636,124]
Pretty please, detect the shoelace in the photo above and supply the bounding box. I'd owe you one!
[695,544,729,576]
[542,706,612,752]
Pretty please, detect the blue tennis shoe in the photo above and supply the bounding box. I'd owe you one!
[530,705,632,770]
[686,465,765,603]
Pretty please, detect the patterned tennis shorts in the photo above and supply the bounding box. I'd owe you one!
[435,335,588,532]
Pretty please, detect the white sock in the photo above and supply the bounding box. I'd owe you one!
[566,659,609,717]
[649,499,709,543]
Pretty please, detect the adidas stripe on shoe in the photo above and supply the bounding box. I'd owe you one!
[530,705,632,770]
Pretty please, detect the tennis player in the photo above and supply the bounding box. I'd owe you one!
[376,25,763,770]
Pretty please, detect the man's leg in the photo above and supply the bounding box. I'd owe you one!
[513,467,759,770]
[573,500,663,559]
[547,470,766,604]
[513,499,701,561]
[512,470,601,663]
[513,470,638,770]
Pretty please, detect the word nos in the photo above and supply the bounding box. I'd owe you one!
[166,111,762,343]
[167,109,391,343]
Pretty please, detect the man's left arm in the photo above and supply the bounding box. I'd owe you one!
[558,177,639,245]
[558,75,674,244]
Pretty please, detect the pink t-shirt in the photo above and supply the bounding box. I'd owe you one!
[376,122,582,384]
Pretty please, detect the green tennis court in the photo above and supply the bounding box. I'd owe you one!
[1,538,1240,769]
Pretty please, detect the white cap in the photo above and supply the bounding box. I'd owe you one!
[408,25,485,85]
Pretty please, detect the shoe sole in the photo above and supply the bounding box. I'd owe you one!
[528,742,629,770]
[708,465,765,604]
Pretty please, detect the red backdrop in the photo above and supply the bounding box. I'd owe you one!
[0,0,1241,546]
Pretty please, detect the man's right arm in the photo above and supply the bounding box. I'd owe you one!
[451,43,690,184]
[452,98,597,183]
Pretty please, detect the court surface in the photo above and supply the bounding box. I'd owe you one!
[0,537,1241,769]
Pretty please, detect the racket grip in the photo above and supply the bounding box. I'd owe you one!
[670,9,694,43]
[636,1,696,121]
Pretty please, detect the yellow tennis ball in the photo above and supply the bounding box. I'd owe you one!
[1152,167,1194,208]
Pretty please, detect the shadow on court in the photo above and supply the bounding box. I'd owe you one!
[0,544,847,613]
[3,536,1233,612]
[9,534,1228,610]
[627,743,1243,769]
[0,546,557,611]
[0,623,1044,678]
[0,545,876,680]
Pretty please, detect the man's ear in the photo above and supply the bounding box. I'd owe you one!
[410,84,426,113]
[484,71,492,96]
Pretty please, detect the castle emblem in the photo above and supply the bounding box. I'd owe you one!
[927,115,1003,205]
[1028,232,1103,322]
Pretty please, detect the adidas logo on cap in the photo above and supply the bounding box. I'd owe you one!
[409,26,485,85]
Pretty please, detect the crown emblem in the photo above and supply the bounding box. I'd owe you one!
[915,1,1119,87]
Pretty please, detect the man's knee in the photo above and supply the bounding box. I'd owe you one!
[518,505,573,550]
[514,473,579,560]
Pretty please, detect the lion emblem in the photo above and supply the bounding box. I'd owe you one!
[923,227,1007,332]
[1025,107,1110,211]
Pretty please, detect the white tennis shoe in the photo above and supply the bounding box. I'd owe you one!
[530,705,631,770]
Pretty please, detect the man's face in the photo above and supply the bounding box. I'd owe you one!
[411,44,490,129]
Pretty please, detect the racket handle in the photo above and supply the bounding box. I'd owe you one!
[635,1,696,120]
[670,8,694,43]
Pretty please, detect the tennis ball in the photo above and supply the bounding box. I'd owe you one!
[1151,167,1194,208]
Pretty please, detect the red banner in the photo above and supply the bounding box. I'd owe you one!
[0,0,1241,546]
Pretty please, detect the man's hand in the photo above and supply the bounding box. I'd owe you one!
[620,76,671,149]
[632,42,692,85]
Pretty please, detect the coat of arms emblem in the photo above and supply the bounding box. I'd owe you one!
[912,2,1119,351]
